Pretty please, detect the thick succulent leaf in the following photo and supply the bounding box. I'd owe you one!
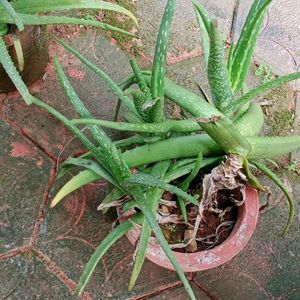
[252,161,295,234]
[54,57,130,181]
[62,157,121,189]
[208,21,234,111]
[71,117,202,133]
[128,220,151,291]
[0,37,33,104]
[51,34,138,115]
[51,170,100,208]
[192,0,211,67]
[225,72,300,117]
[0,0,23,30]
[178,152,203,223]
[128,161,170,291]
[242,158,264,191]
[165,157,221,183]
[150,0,177,122]
[11,31,24,71]
[124,173,198,205]
[179,152,203,191]
[129,59,152,101]
[76,221,133,296]
[134,194,196,300]
[0,13,135,36]
[9,0,138,25]
[229,0,272,93]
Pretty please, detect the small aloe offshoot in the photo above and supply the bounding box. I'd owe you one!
[4,0,300,299]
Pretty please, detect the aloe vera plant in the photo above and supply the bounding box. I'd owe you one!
[3,0,300,299]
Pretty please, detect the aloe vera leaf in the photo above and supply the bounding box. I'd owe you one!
[179,152,203,191]
[0,13,135,37]
[165,157,221,183]
[71,118,202,133]
[51,170,99,208]
[229,0,272,93]
[0,0,23,30]
[248,135,300,159]
[134,194,196,300]
[177,152,203,223]
[207,21,234,111]
[9,0,138,25]
[54,57,130,181]
[227,41,235,72]
[0,37,33,104]
[143,74,252,156]
[125,173,198,205]
[192,0,211,67]
[53,157,220,208]
[150,0,177,122]
[168,158,197,172]
[252,161,295,234]
[128,161,170,290]
[31,96,125,188]
[51,34,138,116]
[76,221,133,295]
[128,220,151,291]
[11,31,24,71]
[242,158,264,191]
[63,157,121,189]
[225,72,300,117]
[130,90,152,123]
[130,59,152,100]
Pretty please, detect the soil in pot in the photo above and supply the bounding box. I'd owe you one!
[159,187,239,253]
[0,25,49,93]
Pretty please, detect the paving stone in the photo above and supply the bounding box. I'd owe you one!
[234,0,300,76]
[136,0,236,65]
[0,119,51,252]
[0,256,74,300]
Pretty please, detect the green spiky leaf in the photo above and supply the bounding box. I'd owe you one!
[0,0,23,30]
[9,0,138,25]
[76,221,133,295]
[51,34,138,115]
[225,72,300,117]
[229,0,272,93]
[0,37,33,104]
[207,21,234,111]
[150,0,177,122]
[192,0,211,67]
[125,173,198,205]
[252,161,295,234]
[0,13,135,37]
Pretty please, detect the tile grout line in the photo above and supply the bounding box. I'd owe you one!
[34,249,92,300]
[191,278,219,300]
[128,280,183,300]
[0,111,58,163]
[29,165,57,247]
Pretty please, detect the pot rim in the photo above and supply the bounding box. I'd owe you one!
[119,186,259,272]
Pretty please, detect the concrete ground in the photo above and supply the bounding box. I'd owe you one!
[0,0,300,299]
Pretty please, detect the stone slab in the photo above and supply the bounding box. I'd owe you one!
[0,119,51,252]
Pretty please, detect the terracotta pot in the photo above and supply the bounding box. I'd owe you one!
[120,186,259,272]
[0,26,49,93]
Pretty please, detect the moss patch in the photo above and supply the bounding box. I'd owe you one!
[262,86,294,137]
[103,0,135,42]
